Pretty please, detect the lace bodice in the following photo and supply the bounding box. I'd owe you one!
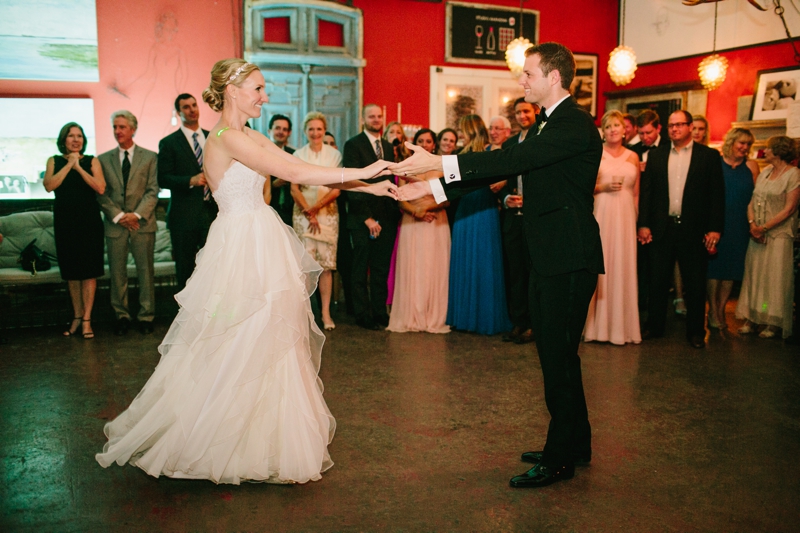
[212,161,268,215]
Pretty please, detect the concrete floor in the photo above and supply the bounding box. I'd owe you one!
[1,304,798,533]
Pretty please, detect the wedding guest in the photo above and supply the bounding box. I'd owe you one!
[488,116,512,150]
[736,136,800,339]
[447,114,511,335]
[692,115,710,146]
[383,121,408,308]
[583,110,641,345]
[437,128,458,156]
[291,112,342,330]
[706,128,759,331]
[323,131,337,149]
[413,128,438,154]
[43,122,106,339]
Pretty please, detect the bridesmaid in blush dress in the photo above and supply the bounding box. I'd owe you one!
[583,110,641,345]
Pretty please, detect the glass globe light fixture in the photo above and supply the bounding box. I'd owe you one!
[608,45,638,86]
[506,37,532,77]
[698,54,728,90]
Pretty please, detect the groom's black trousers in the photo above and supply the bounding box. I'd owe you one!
[529,267,596,468]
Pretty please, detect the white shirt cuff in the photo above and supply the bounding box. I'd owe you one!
[112,212,124,224]
[442,155,461,184]
[429,179,448,205]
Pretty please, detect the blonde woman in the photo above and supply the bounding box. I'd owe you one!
[96,59,395,485]
[291,112,342,330]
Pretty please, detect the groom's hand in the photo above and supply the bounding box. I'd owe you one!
[389,142,443,178]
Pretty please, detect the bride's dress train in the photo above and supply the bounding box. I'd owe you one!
[96,161,335,485]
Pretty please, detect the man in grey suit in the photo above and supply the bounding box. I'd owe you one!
[98,110,160,335]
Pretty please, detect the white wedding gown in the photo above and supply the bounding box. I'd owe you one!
[96,161,335,484]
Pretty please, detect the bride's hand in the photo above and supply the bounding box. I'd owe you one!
[361,180,399,199]
[363,159,393,179]
[398,180,433,202]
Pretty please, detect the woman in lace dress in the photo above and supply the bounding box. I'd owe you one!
[291,112,342,330]
[736,136,800,339]
[96,59,395,485]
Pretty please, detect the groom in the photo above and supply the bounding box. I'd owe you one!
[391,42,603,488]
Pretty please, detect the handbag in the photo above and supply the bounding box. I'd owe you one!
[18,239,56,275]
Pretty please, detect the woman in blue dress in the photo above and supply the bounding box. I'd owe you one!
[446,114,512,335]
[706,127,759,331]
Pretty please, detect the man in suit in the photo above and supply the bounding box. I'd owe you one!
[628,109,663,318]
[393,43,603,488]
[498,97,538,345]
[98,110,160,335]
[267,114,295,226]
[342,104,398,329]
[488,115,512,150]
[157,93,218,292]
[622,113,640,146]
[637,110,725,348]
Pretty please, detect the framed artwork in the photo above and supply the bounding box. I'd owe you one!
[445,1,539,67]
[572,53,598,118]
[750,66,800,121]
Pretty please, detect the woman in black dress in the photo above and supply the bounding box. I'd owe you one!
[43,123,106,338]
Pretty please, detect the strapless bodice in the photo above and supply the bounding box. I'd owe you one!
[212,161,267,215]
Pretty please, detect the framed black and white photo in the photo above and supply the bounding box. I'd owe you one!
[750,66,800,121]
[572,53,598,118]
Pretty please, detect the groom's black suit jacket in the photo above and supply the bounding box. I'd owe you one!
[157,128,218,232]
[440,97,604,278]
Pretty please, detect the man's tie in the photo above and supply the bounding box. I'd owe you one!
[375,139,383,160]
[194,132,211,201]
[122,150,130,204]
[534,107,547,132]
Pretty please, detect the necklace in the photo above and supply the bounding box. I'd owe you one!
[770,163,789,181]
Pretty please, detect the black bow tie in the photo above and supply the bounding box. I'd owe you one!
[534,108,547,128]
[642,144,654,152]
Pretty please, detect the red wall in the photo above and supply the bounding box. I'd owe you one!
[0,0,790,151]
[619,42,798,142]
[354,0,619,126]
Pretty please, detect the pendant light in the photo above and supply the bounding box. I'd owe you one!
[505,0,532,77]
[697,2,728,90]
[608,0,638,86]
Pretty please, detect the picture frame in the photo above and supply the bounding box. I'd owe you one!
[750,66,800,121]
[572,53,598,118]
[445,1,539,67]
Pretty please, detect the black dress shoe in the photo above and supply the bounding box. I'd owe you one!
[514,329,534,344]
[356,319,380,331]
[689,335,705,349]
[502,326,522,342]
[375,315,390,328]
[510,463,575,488]
[139,321,154,334]
[114,317,130,336]
[521,450,591,466]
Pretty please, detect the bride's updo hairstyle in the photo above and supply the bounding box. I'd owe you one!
[202,59,260,112]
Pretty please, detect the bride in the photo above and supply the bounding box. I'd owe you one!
[96,59,395,485]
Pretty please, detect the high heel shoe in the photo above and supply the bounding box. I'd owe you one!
[63,317,82,337]
[759,326,777,339]
[82,319,94,339]
[738,323,754,334]
[323,321,336,331]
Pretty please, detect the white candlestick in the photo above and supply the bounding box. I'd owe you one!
[397,102,402,123]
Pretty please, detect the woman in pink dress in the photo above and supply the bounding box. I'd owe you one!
[583,110,641,345]
[387,131,450,333]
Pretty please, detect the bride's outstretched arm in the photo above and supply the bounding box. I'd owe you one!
[219,127,391,186]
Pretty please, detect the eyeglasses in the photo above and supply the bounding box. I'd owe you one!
[668,122,690,129]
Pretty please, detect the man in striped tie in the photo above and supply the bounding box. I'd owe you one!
[158,93,218,292]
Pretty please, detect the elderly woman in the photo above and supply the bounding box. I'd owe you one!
[446,114,512,335]
[737,136,800,338]
[583,110,641,345]
[290,111,343,330]
[43,122,106,339]
[706,128,759,331]
[436,128,458,156]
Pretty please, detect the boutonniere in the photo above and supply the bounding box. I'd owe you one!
[537,121,547,134]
